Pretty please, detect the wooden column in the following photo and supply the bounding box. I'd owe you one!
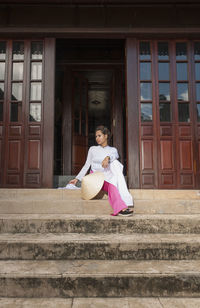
[63,67,72,175]
[42,38,55,187]
[125,38,140,188]
[113,68,123,163]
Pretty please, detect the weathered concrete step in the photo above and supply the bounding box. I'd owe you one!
[1,199,200,215]
[1,260,200,297]
[1,189,200,200]
[1,214,200,234]
[1,233,200,260]
[1,297,200,308]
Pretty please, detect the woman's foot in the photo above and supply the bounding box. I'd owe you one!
[118,208,133,216]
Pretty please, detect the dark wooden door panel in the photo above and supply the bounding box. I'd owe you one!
[9,125,22,136]
[179,140,192,170]
[28,140,40,170]
[142,125,153,136]
[141,139,155,187]
[29,125,40,136]
[142,174,155,186]
[160,140,174,170]
[179,126,191,137]
[180,174,194,186]
[142,140,154,170]
[161,174,175,186]
[160,126,173,137]
[7,174,20,185]
[25,173,40,186]
[8,140,21,171]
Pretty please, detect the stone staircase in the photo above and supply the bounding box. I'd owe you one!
[0,189,200,307]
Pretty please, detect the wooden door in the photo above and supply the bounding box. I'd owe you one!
[72,73,88,175]
[0,38,55,188]
[138,40,199,188]
[0,40,44,187]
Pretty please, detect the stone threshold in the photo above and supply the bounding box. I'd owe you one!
[1,297,200,308]
[0,189,200,200]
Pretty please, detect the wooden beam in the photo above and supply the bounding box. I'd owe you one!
[126,37,140,188]
[1,27,200,36]
[1,0,200,5]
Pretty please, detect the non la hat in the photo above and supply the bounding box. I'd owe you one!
[81,172,104,200]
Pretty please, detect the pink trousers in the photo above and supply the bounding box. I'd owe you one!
[101,180,128,216]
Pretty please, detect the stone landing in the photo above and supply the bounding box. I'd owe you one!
[0,189,200,214]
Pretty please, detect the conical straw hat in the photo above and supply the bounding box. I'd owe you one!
[81,172,104,200]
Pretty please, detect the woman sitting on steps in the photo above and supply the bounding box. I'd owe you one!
[69,125,134,217]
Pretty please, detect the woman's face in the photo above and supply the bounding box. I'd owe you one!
[95,130,108,147]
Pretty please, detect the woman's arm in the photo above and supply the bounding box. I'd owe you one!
[69,178,78,185]
[69,147,93,184]
[102,147,119,168]
[102,156,110,168]
[109,147,119,162]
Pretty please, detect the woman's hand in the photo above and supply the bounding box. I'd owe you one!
[69,178,78,185]
[102,156,110,168]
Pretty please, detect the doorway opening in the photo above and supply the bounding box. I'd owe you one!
[54,39,125,185]
[71,70,113,174]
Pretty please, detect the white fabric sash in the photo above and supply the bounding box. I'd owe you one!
[109,160,134,206]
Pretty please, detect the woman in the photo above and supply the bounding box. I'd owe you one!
[69,126,134,216]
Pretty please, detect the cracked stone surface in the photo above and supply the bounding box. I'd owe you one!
[0,260,200,297]
[0,232,200,260]
[1,189,200,300]
[1,214,200,234]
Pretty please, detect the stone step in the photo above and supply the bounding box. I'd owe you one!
[1,189,200,201]
[1,189,200,215]
[0,232,200,260]
[1,199,200,214]
[1,214,200,234]
[1,260,200,297]
[1,297,200,308]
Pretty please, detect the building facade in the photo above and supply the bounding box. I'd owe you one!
[0,0,200,189]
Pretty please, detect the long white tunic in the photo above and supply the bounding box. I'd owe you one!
[76,145,133,206]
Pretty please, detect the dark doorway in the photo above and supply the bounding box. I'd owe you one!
[84,70,113,147]
[71,70,113,174]
[54,39,125,180]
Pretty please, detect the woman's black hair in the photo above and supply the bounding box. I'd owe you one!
[95,125,111,143]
